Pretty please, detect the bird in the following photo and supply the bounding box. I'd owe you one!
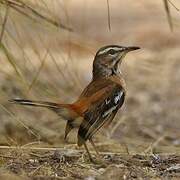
[9,45,140,161]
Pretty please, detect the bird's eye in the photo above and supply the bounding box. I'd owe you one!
[108,49,116,55]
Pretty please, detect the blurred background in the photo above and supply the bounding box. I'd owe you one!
[0,0,180,154]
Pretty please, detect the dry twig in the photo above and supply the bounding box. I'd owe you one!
[0,1,9,43]
[168,0,179,11]
[144,133,167,154]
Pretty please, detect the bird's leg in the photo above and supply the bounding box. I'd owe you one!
[83,142,94,162]
[89,138,100,157]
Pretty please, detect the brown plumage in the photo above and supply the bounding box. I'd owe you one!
[10,45,140,161]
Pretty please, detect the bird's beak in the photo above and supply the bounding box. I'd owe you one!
[116,46,140,64]
[125,46,140,52]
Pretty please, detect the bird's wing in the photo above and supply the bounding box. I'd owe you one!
[80,77,123,97]
[77,82,125,146]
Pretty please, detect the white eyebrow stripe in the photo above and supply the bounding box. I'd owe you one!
[98,47,123,55]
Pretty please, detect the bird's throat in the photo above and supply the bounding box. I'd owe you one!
[93,64,121,80]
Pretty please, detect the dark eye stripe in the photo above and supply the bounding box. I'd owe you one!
[97,47,122,56]
[108,49,116,55]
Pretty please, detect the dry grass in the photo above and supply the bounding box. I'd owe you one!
[0,0,180,179]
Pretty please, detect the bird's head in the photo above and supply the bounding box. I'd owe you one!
[93,45,140,79]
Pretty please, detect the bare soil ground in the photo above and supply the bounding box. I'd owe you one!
[0,0,180,179]
[0,147,180,179]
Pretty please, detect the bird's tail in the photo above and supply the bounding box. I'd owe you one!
[9,99,59,109]
[9,98,82,139]
[9,99,73,120]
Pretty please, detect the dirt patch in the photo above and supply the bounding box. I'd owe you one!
[0,147,179,179]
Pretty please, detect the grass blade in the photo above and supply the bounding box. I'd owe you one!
[107,0,111,31]
[0,42,22,78]
[163,0,173,31]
